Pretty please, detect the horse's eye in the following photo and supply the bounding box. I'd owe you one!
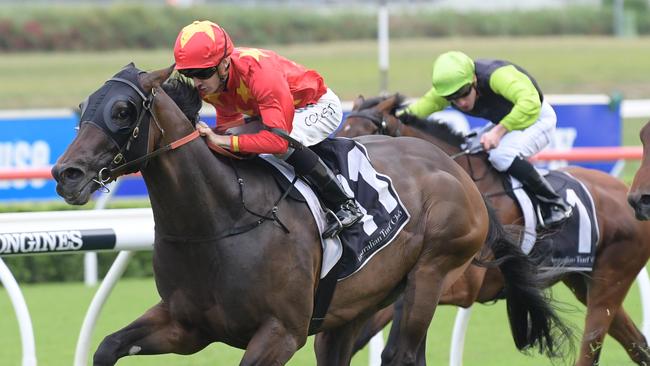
[117,109,129,120]
[111,101,136,122]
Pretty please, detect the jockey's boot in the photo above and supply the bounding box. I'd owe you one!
[507,156,573,228]
[286,148,363,238]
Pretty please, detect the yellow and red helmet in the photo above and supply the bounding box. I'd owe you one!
[174,20,234,70]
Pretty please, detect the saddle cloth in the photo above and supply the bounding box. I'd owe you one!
[261,138,410,280]
[508,170,600,271]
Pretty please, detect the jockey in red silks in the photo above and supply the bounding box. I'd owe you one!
[173,20,362,238]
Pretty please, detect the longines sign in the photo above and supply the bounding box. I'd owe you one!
[0,228,116,255]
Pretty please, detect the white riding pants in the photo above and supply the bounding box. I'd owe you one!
[488,100,557,172]
[290,88,343,147]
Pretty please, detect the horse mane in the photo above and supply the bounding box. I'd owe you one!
[399,113,466,148]
[162,76,202,126]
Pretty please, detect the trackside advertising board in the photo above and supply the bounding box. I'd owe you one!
[0,100,621,201]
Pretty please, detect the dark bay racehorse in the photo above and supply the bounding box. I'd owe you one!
[340,94,650,366]
[629,121,650,219]
[50,65,565,365]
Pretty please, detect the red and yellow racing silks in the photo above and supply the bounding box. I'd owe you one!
[203,47,327,154]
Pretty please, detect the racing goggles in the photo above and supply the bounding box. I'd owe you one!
[178,66,218,80]
[444,83,474,101]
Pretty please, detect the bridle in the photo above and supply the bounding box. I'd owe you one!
[345,110,402,137]
[86,76,200,192]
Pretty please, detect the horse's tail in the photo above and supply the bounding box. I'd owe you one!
[482,198,575,361]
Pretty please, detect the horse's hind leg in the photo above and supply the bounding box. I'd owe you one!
[315,313,378,366]
[351,304,394,355]
[93,302,209,366]
[379,297,426,366]
[386,252,473,366]
[239,318,303,366]
[608,307,650,364]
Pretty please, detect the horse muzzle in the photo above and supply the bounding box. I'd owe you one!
[627,191,650,220]
[52,163,99,205]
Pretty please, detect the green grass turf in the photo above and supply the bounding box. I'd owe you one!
[0,276,643,365]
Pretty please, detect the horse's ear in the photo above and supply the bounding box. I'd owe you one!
[352,95,365,111]
[375,94,398,113]
[140,64,175,91]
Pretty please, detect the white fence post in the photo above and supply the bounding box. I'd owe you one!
[449,307,472,366]
[74,251,134,366]
[0,257,37,366]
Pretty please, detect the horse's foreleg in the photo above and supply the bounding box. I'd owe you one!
[93,302,209,366]
[607,307,650,364]
[239,318,303,366]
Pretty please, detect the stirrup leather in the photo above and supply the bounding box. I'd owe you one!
[535,201,573,228]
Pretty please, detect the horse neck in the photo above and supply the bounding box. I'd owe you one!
[143,144,242,238]
[405,128,508,197]
[142,90,241,237]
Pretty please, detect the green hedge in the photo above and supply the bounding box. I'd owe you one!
[1,4,649,52]
[3,251,153,283]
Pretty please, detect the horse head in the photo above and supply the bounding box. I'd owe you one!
[51,63,199,205]
[628,121,650,219]
[337,93,405,137]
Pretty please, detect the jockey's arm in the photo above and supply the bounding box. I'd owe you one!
[214,111,245,134]
[229,70,293,154]
[400,87,449,118]
[489,65,542,131]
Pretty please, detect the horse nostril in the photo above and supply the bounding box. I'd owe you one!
[641,195,650,206]
[628,193,650,209]
[58,167,85,183]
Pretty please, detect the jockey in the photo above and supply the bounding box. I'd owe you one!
[401,51,572,228]
[173,20,362,238]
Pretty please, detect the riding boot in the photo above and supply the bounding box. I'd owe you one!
[286,148,363,238]
[507,156,573,228]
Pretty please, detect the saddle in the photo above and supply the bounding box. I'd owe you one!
[461,126,599,271]
[461,125,562,227]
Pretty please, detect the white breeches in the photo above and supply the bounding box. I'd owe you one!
[488,100,557,172]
